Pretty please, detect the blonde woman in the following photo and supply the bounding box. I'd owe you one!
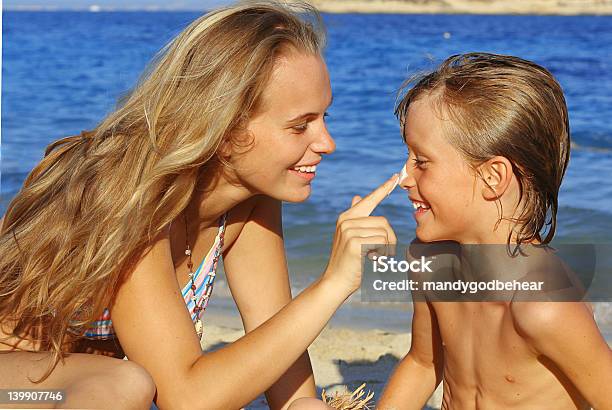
[0,1,397,409]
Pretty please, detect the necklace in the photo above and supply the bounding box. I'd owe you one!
[182,212,226,341]
[184,214,205,339]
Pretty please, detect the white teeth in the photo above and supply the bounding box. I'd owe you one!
[412,201,430,210]
[293,165,317,173]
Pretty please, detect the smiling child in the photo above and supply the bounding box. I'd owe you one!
[378,53,612,409]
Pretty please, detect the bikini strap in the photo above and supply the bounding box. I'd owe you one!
[215,212,228,254]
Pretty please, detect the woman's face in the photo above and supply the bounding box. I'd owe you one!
[227,50,335,202]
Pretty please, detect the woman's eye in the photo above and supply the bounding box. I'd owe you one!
[293,123,308,132]
[293,113,328,133]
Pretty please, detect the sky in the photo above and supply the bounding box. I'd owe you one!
[3,0,231,10]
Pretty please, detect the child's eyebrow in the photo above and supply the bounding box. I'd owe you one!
[404,133,421,149]
[405,139,433,157]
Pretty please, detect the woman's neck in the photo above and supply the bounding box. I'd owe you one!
[184,163,254,231]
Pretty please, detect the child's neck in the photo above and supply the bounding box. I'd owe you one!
[456,220,540,245]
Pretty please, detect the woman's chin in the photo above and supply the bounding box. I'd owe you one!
[267,185,311,203]
[285,187,312,203]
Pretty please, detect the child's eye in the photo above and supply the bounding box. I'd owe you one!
[324,112,330,119]
[412,157,428,168]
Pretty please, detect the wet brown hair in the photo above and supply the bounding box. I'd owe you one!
[395,52,570,245]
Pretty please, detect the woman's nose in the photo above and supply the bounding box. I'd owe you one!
[312,126,336,155]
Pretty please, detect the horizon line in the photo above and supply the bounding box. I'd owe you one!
[3,5,214,12]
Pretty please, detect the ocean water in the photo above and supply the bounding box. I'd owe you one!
[2,11,612,333]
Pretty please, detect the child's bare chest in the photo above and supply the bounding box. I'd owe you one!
[431,302,587,408]
[433,302,531,369]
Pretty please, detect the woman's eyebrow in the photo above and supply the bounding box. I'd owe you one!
[286,112,318,124]
[286,96,333,124]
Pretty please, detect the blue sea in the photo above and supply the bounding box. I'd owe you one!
[2,11,612,334]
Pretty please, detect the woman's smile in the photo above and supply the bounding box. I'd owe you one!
[289,160,321,182]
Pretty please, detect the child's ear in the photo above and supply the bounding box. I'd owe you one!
[478,156,513,200]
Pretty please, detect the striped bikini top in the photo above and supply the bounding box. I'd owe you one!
[81,213,227,340]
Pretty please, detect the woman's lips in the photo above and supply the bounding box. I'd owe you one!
[289,168,316,181]
[290,163,319,182]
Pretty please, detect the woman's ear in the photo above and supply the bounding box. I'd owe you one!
[218,138,233,160]
[478,156,513,200]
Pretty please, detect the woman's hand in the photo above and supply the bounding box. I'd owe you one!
[322,174,399,297]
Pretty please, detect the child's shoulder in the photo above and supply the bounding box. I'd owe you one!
[509,301,595,348]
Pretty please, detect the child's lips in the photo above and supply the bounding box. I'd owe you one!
[409,197,431,218]
[414,206,430,219]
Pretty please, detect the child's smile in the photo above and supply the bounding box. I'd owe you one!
[398,95,490,243]
[409,197,431,219]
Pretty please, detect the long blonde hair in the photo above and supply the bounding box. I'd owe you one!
[0,0,324,382]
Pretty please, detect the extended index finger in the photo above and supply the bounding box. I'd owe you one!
[349,174,399,217]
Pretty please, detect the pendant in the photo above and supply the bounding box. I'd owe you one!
[195,318,203,339]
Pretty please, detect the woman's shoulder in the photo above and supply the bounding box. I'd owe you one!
[223,195,282,248]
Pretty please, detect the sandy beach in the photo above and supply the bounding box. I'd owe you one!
[199,286,612,409]
[199,285,442,409]
[309,0,612,15]
[201,320,443,409]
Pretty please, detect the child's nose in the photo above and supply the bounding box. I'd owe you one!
[398,162,415,189]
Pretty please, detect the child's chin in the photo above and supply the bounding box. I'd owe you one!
[415,227,448,243]
[415,228,433,242]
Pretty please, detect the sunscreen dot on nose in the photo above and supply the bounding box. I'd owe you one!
[399,163,408,182]
[390,163,408,194]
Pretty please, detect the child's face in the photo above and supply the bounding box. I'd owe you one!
[399,96,491,243]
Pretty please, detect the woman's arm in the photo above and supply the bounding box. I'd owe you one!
[223,195,315,409]
[111,232,344,410]
[110,176,398,410]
